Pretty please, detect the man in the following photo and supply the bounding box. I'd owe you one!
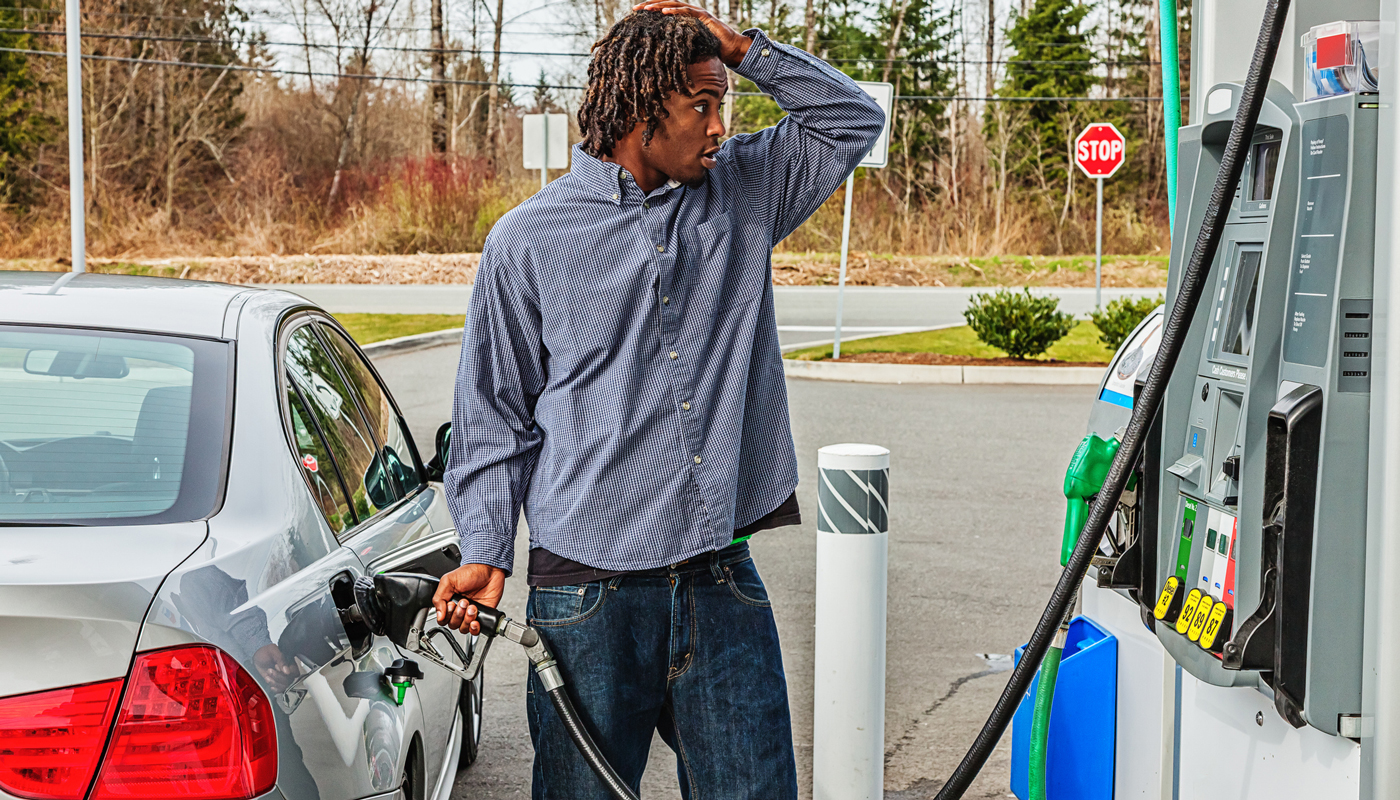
[434,3,883,797]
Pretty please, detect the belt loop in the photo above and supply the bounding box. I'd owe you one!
[709,549,726,584]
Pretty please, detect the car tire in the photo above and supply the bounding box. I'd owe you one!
[457,670,483,771]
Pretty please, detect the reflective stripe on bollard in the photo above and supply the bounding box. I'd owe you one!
[814,443,889,800]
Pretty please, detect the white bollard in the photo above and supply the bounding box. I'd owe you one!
[813,443,890,800]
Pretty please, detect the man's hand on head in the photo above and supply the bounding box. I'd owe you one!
[633,1,752,68]
[434,563,507,636]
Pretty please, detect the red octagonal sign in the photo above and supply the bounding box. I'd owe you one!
[1075,122,1126,179]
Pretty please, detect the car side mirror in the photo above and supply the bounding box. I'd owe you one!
[425,422,451,482]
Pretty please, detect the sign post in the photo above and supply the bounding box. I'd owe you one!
[833,81,893,359]
[523,113,569,191]
[65,0,85,273]
[1074,122,1127,309]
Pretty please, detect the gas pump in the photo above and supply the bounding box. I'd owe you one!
[935,1,1397,798]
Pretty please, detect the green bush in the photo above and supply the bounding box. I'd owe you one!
[1090,294,1164,351]
[963,288,1075,360]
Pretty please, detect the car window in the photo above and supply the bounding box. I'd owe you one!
[285,385,355,535]
[315,322,424,498]
[0,326,230,524]
[283,324,393,525]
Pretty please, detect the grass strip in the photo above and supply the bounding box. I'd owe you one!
[334,313,465,345]
[785,321,1115,364]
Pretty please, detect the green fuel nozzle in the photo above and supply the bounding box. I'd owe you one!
[1061,434,1121,566]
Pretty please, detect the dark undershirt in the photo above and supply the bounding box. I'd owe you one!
[527,492,801,587]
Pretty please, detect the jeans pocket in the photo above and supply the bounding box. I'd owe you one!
[528,581,608,627]
[724,559,772,608]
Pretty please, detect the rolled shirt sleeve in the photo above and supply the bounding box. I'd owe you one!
[722,29,887,243]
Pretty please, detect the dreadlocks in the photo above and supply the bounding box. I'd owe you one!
[578,10,723,158]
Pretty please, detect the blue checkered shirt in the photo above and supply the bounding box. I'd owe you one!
[446,29,884,573]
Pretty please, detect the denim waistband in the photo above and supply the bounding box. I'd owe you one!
[631,541,751,577]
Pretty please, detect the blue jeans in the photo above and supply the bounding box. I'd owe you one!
[525,543,798,800]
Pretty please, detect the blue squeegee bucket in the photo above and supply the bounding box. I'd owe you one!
[1009,616,1118,800]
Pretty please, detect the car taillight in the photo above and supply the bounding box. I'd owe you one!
[91,645,277,800]
[0,679,125,800]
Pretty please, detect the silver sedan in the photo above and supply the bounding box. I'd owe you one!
[0,272,479,800]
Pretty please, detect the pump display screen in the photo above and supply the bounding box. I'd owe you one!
[1250,141,1280,201]
[1222,249,1263,357]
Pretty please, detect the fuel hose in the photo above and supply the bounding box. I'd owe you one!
[931,1,1293,796]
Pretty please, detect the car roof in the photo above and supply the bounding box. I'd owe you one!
[0,271,304,339]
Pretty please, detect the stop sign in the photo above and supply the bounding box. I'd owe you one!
[1075,122,1126,179]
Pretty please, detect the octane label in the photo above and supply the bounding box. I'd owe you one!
[1154,576,1180,620]
[1177,589,1203,636]
[1187,595,1214,642]
[1199,601,1230,651]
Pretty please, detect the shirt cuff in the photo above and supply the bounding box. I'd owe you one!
[735,28,781,86]
[459,530,516,576]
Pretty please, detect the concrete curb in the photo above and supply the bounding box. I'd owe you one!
[361,327,462,356]
[782,358,1105,385]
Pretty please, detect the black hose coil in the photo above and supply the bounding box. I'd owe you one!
[932,1,1294,796]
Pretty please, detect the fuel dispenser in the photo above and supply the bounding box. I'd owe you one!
[938,3,1393,798]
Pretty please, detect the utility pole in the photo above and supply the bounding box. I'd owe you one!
[65,0,85,273]
[430,0,448,158]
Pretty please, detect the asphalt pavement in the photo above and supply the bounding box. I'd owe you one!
[372,343,1097,799]
[279,283,1159,349]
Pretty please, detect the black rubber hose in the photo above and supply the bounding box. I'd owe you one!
[932,1,1292,796]
[546,686,641,800]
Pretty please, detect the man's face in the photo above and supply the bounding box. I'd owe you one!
[643,57,728,187]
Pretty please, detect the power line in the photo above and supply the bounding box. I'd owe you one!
[3,44,1167,102]
[1,26,1180,69]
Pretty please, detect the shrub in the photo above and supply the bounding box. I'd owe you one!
[963,288,1075,360]
[1090,294,1164,351]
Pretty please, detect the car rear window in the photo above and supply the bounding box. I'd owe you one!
[0,326,230,524]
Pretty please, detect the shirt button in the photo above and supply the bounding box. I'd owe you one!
[761,47,771,57]
[670,351,678,360]
[644,202,650,209]
[663,296,670,304]
[657,245,665,252]
[694,455,703,464]
[682,402,690,410]
[612,193,619,200]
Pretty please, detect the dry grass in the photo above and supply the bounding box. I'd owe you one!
[1,251,1168,288]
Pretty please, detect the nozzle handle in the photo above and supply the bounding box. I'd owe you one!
[454,597,505,637]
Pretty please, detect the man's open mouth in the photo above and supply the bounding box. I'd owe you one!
[701,147,720,169]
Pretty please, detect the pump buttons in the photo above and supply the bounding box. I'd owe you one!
[1154,576,1185,623]
[1176,589,1204,636]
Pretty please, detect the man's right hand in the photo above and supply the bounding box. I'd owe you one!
[434,564,507,635]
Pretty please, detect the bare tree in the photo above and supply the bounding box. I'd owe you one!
[430,0,448,157]
[804,0,816,51]
[880,0,910,83]
[484,0,504,166]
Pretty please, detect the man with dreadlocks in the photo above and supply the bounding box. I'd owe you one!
[434,2,883,797]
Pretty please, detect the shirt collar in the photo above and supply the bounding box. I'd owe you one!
[571,145,683,204]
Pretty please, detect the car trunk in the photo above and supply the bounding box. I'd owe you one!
[0,522,208,697]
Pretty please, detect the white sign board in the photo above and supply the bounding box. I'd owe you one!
[856,81,893,168]
[523,113,569,170]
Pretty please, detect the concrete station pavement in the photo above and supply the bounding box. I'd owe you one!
[373,342,1095,799]
[277,283,1160,349]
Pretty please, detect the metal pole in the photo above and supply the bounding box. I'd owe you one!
[65,0,86,274]
[1095,176,1104,310]
[833,172,855,359]
[813,443,889,800]
[540,114,548,192]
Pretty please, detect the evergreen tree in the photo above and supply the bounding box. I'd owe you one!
[0,6,53,208]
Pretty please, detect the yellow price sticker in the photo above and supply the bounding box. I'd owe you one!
[1176,589,1202,636]
[1154,576,1180,620]
[1187,595,1214,642]
[1199,602,1230,651]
